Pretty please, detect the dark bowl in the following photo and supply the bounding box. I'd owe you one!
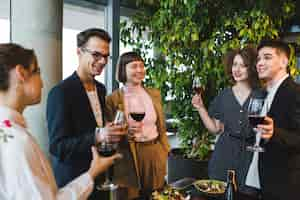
[193,179,226,199]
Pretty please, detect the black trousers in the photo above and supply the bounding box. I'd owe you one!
[241,186,263,200]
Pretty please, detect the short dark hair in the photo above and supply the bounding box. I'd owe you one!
[223,46,259,89]
[0,43,35,91]
[77,28,111,47]
[116,52,144,84]
[257,39,290,59]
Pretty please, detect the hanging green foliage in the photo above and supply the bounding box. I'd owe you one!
[121,0,298,160]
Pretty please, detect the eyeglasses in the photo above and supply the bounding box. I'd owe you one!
[81,47,110,61]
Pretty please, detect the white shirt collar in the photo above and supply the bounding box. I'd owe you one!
[0,106,27,128]
[266,74,289,94]
[265,74,289,110]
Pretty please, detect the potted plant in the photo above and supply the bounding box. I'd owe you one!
[120,0,298,183]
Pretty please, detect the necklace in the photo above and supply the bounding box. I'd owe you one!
[86,87,103,127]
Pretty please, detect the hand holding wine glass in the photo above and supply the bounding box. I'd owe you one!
[112,110,128,138]
[192,77,206,111]
[95,120,127,144]
[127,94,146,142]
[257,116,274,140]
[88,146,122,180]
[247,97,268,152]
[95,111,126,191]
[193,77,205,95]
[95,127,118,190]
[191,94,205,110]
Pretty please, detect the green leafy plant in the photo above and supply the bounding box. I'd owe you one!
[120,0,298,160]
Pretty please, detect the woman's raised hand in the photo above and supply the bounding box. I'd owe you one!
[192,94,205,110]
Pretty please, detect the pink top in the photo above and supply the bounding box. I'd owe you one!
[123,85,159,142]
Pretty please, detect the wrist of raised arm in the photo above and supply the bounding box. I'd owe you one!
[197,106,207,114]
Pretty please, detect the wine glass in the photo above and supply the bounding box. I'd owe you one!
[192,77,205,95]
[247,97,267,152]
[192,77,205,112]
[95,127,118,191]
[96,111,125,191]
[113,110,126,126]
[127,94,146,142]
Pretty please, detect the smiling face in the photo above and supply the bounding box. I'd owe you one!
[125,60,146,86]
[77,36,110,80]
[256,47,288,84]
[231,54,249,83]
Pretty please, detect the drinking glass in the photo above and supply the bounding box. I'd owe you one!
[127,94,146,141]
[96,127,117,191]
[96,111,125,191]
[247,97,267,152]
[192,77,205,95]
[113,110,126,126]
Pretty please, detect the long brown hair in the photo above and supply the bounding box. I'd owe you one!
[223,46,259,89]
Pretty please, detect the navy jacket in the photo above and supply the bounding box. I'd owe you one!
[46,72,106,187]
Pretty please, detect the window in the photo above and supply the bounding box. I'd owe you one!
[0,0,10,43]
[63,3,105,83]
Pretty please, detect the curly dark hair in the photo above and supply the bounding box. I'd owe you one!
[223,46,259,89]
[0,43,35,91]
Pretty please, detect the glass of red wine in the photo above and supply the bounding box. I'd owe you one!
[96,128,118,191]
[247,97,267,152]
[193,77,205,95]
[128,94,146,141]
[96,111,126,191]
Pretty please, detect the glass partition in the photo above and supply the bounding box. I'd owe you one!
[63,3,105,83]
[0,0,10,43]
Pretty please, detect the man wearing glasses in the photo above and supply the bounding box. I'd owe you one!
[46,28,126,199]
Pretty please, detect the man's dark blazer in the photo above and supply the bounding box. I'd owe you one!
[46,72,106,197]
[259,77,300,200]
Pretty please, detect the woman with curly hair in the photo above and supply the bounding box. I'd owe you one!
[192,46,262,197]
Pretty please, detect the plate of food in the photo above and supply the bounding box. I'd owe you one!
[152,186,187,200]
[193,179,226,196]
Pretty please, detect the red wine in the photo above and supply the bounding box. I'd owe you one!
[130,112,145,122]
[97,146,116,157]
[248,115,265,127]
[193,86,204,94]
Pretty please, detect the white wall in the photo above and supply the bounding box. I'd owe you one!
[0,0,10,42]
